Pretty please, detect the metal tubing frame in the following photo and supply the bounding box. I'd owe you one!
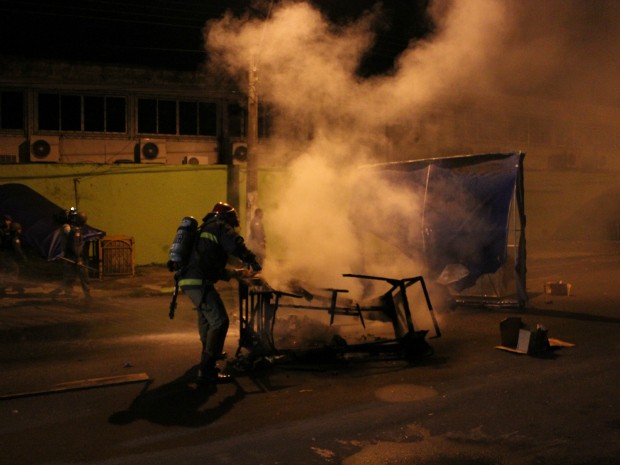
[236,273,441,360]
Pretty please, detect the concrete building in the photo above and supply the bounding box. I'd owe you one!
[0,57,275,166]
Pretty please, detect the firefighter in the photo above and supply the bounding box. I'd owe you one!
[175,202,262,385]
[56,208,92,304]
[0,214,27,295]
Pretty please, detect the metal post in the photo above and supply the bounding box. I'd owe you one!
[246,57,259,234]
[73,177,80,209]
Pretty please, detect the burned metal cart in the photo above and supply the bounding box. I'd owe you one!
[235,272,441,366]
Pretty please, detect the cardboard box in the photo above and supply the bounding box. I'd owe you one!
[497,317,549,355]
[544,281,572,296]
[516,329,531,353]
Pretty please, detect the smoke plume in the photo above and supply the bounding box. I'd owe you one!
[204,0,620,296]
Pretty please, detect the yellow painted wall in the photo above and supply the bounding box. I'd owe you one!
[1,163,229,264]
[3,162,617,266]
[524,169,620,242]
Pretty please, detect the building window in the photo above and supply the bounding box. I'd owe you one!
[61,95,81,131]
[228,103,246,138]
[158,100,176,135]
[179,101,218,136]
[137,98,157,134]
[198,102,217,136]
[106,97,126,132]
[38,93,60,131]
[37,92,126,133]
[258,103,274,139]
[0,91,24,130]
[179,101,198,135]
[84,96,105,132]
[138,98,218,136]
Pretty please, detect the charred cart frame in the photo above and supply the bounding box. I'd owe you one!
[236,273,441,363]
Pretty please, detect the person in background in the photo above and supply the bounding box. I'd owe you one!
[248,208,266,266]
[0,214,27,295]
[174,202,262,385]
[55,208,92,305]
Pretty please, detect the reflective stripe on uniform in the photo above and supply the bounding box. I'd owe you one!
[178,278,203,287]
[200,231,218,243]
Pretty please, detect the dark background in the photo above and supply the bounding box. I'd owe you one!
[0,0,433,77]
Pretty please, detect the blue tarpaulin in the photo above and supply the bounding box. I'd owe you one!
[352,152,526,303]
[0,183,106,260]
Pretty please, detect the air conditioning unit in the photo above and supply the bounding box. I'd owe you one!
[138,139,167,163]
[30,136,60,162]
[183,155,216,165]
[232,142,248,165]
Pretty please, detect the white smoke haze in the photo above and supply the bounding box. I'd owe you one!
[205,2,425,297]
[265,150,361,294]
[205,0,620,298]
[416,0,620,107]
[374,0,510,114]
[490,0,620,104]
[206,2,377,132]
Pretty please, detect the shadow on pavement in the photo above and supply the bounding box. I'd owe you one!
[108,365,251,428]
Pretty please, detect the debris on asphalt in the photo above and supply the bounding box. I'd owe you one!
[495,316,574,356]
[544,280,573,296]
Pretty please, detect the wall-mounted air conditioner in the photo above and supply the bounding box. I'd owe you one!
[183,154,216,165]
[232,142,248,165]
[30,136,60,162]
[138,139,167,163]
[0,137,25,163]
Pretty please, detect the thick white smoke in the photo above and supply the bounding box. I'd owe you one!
[205,1,424,296]
[204,0,620,296]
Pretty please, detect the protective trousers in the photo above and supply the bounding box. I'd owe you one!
[62,260,91,298]
[184,284,229,375]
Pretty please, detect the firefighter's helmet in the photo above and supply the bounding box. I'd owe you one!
[67,207,87,226]
[212,202,239,227]
[67,208,79,225]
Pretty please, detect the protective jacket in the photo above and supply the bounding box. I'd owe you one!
[61,224,84,261]
[1,223,26,260]
[177,213,259,290]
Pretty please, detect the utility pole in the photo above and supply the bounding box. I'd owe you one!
[73,178,80,209]
[246,55,259,234]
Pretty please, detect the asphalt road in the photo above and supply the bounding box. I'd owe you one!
[1,242,619,465]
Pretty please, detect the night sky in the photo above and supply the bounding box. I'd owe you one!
[0,0,432,76]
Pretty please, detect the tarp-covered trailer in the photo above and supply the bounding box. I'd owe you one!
[353,152,526,308]
[0,183,105,262]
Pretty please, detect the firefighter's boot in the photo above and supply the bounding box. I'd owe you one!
[197,327,231,385]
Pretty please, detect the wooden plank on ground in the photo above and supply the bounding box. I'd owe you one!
[495,338,575,355]
[0,372,150,400]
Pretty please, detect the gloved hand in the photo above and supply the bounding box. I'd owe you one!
[166,260,177,272]
[248,260,262,273]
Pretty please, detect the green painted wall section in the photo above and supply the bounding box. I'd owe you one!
[1,164,229,265]
[524,169,620,242]
[3,162,617,266]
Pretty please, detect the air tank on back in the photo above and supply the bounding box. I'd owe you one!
[168,216,199,266]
